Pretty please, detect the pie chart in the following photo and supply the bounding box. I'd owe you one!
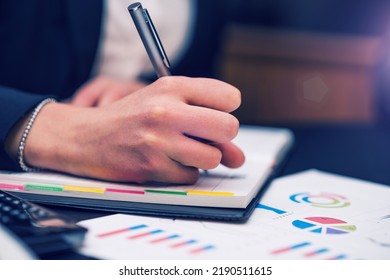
[292,216,357,234]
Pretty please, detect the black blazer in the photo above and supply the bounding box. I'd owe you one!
[0,0,226,170]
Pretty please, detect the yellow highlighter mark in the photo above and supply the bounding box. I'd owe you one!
[63,185,105,194]
[187,190,234,196]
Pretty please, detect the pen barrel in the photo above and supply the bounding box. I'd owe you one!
[128,3,171,77]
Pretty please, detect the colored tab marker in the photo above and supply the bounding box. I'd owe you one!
[63,185,104,194]
[25,184,62,192]
[187,190,234,196]
[106,188,144,195]
[145,189,187,196]
[0,183,24,191]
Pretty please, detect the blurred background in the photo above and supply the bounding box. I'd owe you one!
[180,0,390,127]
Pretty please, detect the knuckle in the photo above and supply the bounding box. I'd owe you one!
[145,105,170,126]
[154,76,176,92]
[154,76,189,96]
[143,132,157,145]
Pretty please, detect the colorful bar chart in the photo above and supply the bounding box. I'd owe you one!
[150,234,180,244]
[96,223,215,255]
[97,224,147,238]
[270,241,348,260]
[270,241,311,255]
[304,248,329,257]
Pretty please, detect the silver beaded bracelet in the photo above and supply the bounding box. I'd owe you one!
[17,98,57,172]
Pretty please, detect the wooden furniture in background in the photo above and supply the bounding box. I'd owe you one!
[218,24,383,125]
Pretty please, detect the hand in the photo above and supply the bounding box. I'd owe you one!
[70,76,146,107]
[21,76,245,184]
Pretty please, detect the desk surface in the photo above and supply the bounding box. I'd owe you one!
[43,124,390,259]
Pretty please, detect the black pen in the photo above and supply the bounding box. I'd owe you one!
[128,2,171,78]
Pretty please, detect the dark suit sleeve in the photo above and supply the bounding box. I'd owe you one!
[0,86,55,171]
[0,1,102,171]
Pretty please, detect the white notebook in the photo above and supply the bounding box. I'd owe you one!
[0,126,293,220]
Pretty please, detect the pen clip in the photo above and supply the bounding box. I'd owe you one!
[142,9,171,70]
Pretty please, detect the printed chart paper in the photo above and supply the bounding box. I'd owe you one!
[78,170,390,260]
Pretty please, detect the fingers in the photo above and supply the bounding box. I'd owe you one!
[151,163,200,184]
[214,142,245,168]
[167,133,223,170]
[70,77,146,107]
[139,140,245,183]
[65,76,244,184]
[177,106,240,144]
[152,76,241,113]
[71,78,109,107]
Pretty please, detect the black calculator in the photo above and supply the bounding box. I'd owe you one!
[0,190,87,258]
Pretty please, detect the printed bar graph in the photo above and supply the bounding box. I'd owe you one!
[128,229,164,239]
[304,248,329,257]
[97,224,147,238]
[190,245,215,254]
[150,234,180,244]
[270,242,311,255]
[171,239,197,249]
[326,254,347,260]
[270,241,348,260]
[95,222,216,256]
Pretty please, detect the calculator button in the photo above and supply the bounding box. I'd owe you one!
[17,213,29,220]
[2,205,11,212]
[1,215,11,224]
[10,209,21,216]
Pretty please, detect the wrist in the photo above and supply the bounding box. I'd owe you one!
[18,99,57,171]
[22,102,90,173]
